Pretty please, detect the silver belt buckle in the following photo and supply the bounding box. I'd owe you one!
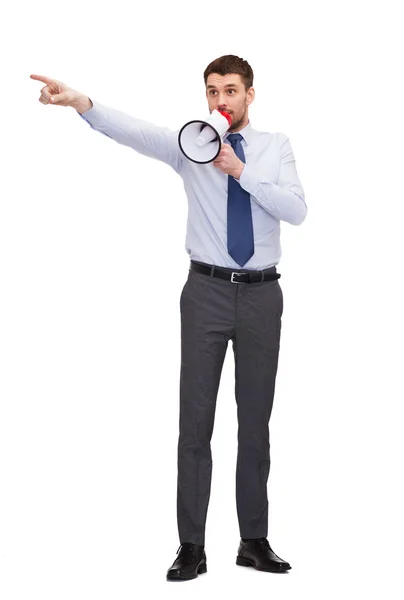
[231,272,245,283]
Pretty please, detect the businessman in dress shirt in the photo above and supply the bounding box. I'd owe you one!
[31,54,307,581]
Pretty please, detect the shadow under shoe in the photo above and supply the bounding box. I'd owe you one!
[236,537,291,572]
[166,542,207,581]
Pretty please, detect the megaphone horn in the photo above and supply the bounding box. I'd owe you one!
[178,109,232,164]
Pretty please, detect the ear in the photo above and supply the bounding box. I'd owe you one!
[246,87,255,106]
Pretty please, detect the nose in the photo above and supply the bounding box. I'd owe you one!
[217,94,227,108]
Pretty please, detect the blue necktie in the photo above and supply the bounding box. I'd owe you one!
[226,133,254,266]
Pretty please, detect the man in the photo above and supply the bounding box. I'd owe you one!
[30,54,307,581]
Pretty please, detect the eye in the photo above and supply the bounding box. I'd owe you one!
[209,90,217,95]
[228,89,235,94]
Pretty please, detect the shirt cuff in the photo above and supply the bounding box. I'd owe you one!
[76,98,96,120]
[238,163,264,196]
[76,99,112,139]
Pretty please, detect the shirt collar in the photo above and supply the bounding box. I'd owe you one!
[223,120,253,146]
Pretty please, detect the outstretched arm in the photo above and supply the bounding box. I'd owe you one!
[30,74,183,174]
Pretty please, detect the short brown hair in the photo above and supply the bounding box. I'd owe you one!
[203,55,254,91]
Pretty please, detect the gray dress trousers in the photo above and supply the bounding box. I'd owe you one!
[177,260,283,546]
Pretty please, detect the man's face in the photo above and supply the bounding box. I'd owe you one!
[205,73,255,132]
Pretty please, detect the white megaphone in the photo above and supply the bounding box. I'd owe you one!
[178,109,232,164]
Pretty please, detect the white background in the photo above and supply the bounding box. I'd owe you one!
[1,0,403,598]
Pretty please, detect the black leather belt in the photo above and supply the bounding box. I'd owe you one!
[190,261,280,283]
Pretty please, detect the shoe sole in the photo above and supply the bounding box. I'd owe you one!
[166,563,207,581]
[236,556,291,572]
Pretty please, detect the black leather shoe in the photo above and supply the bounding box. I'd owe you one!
[236,537,291,572]
[166,542,207,581]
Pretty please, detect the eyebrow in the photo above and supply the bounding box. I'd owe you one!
[206,83,238,89]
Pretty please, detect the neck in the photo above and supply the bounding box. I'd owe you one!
[230,118,249,133]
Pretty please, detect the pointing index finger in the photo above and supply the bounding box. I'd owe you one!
[30,74,54,85]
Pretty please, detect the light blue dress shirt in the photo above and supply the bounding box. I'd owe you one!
[77,99,307,270]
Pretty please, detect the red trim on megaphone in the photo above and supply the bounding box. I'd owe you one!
[217,110,232,126]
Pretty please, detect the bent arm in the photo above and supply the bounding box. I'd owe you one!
[77,99,183,174]
[239,134,307,225]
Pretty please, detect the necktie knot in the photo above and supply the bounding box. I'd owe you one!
[227,133,243,144]
[226,133,246,165]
